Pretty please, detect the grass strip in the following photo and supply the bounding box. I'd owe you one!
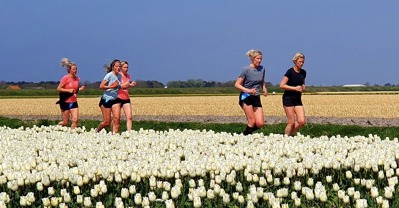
[0,117,398,139]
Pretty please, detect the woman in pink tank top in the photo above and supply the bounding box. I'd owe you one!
[117,61,136,131]
[56,58,85,129]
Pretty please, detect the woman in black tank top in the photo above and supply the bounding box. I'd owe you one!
[279,52,307,136]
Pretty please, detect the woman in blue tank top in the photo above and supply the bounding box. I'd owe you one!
[96,59,122,133]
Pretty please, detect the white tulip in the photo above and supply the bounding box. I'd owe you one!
[26,192,35,203]
[19,196,27,206]
[252,174,259,182]
[97,183,106,193]
[291,191,298,200]
[214,184,221,195]
[41,198,50,207]
[354,178,360,185]
[206,189,215,199]
[273,178,280,186]
[134,193,142,205]
[96,202,105,208]
[370,187,379,198]
[305,189,314,200]
[319,191,327,202]
[165,199,175,208]
[232,192,239,200]
[219,188,226,196]
[345,170,353,179]
[343,195,350,204]
[337,190,345,199]
[193,196,201,208]
[378,170,385,179]
[48,187,55,196]
[121,188,129,198]
[388,176,398,187]
[255,187,263,198]
[354,164,361,172]
[209,179,215,189]
[355,199,368,208]
[76,195,83,204]
[63,193,71,203]
[197,186,206,198]
[162,191,169,200]
[294,197,301,206]
[307,178,314,187]
[326,175,332,183]
[222,193,230,204]
[50,197,59,207]
[353,191,361,200]
[235,182,243,192]
[129,185,136,194]
[142,196,150,206]
[148,191,156,202]
[83,197,92,207]
[384,186,393,199]
[382,199,390,208]
[90,188,98,198]
[0,193,9,204]
[249,193,258,203]
[73,186,81,195]
[294,181,301,191]
[171,186,180,199]
[76,176,83,187]
[7,181,18,191]
[361,179,367,186]
[114,173,122,183]
[36,182,43,192]
[376,196,383,204]
[266,173,273,183]
[189,179,196,188]
[149,176,156,187]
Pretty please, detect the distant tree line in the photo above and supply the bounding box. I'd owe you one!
[2,80,396,89]
[0,79,275,89]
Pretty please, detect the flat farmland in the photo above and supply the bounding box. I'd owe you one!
[0,94,398,118]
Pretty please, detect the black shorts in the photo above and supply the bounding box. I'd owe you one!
[99,98,117,108]
[116,98,131,106]
[282,95,303,107]
[239,93,262,108]
[59,102,78,111]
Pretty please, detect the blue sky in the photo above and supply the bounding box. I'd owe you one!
[1,1,398,86]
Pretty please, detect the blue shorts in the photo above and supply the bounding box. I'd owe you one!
[59,102,78,111]
[99,98,117,108]
[239,93,262,108]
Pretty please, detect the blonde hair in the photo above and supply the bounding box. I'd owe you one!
[120,60,129,66]
[60,58,76,73]
[292,52,305,63]
[245,49,262,60]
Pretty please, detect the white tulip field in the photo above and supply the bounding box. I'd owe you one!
[1,125,398,207]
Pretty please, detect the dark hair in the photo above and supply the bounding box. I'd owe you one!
[104,59,121,73]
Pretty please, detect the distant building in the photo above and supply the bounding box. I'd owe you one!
[342,84,366,87]
[7,85,21,90]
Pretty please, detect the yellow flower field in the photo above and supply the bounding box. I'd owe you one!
[0,94,398,118]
